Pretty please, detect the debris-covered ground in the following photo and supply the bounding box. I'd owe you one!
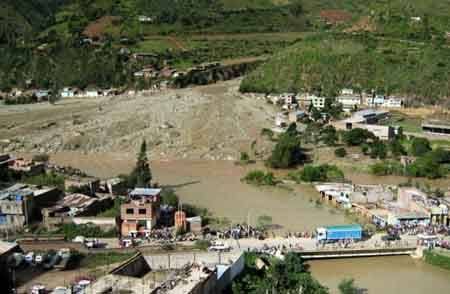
[0,79,274,160]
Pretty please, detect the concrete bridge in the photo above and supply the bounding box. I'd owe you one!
[293,247,417,259]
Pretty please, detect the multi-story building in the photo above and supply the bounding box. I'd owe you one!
[120,188,162,236]
[0,184,62,230]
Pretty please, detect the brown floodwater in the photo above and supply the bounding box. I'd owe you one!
[46,152,348,231]
[309,256,450,294]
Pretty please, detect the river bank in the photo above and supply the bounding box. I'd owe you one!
[423,249,450,271]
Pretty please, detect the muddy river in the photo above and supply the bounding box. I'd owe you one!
[309,256,450,294]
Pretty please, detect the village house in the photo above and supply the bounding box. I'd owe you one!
[65,175,100,196]
[422,120,450,136]
[297,94,326,109]
[42,193,113,229]
[33,89,51,101]
[382,97,403,108]
[138,15,153,23]
[397,187,449,226]
[120,188,162,236]
[0,184,62,230]
[332,109,394,140]
[9,157,45,176]
[104,178,127,196]
[337,89,362,112]
[288,110,307,123]
[134,66,158,79]
[60,87,79,98]
[364,94,386,107]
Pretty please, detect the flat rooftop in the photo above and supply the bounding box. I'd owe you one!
[422,120,450,128]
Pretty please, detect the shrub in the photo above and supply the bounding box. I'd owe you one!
[242,170,276,186]
[334,147,347,158]
[240,152,250,162]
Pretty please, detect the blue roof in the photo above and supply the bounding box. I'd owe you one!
[130,188,161,197]
[324,224,362,231]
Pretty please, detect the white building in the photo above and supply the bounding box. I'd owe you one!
[337,95,362,111]
[382,98,403,108]
[138,15,153,23]
[60,87,77,98]
[365,95,385,107]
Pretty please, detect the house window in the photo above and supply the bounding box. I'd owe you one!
[126,208,134,215]
[139,209,147,215]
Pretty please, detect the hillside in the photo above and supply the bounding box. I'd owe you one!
[240,34,450,105]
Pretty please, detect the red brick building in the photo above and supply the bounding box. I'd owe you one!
[120,188,161,236]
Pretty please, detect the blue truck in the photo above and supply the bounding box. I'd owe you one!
[316,224,362,242]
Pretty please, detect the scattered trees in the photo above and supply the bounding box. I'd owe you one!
[338,278,359,294]
[290,164,344,183]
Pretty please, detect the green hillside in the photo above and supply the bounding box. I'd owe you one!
[240,34,450,105]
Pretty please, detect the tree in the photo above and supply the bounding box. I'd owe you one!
[389,138,406,157]
[370,140,387,159]
[335,147,347,158]
[130,140,152,188]
[161,188,179,207]
[267,123,305,168]
[343,128,374,146]
[288,0,304,17]
[410,137,431,157]
[320,125,338,146]
[338,278,358,294]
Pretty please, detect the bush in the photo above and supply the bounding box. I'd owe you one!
[242,170,276,186]
[334,147,347,158]
[240,152,250,162]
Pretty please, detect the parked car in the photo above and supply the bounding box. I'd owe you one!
[35,254,44,264]
[25,252,35,264]
[73,236,86,243]
[30,284,46,294]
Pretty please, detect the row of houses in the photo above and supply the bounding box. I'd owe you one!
[316,184,450,227]
[269,89,404,112]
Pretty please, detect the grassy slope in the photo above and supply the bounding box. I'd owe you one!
[240,34,450,104]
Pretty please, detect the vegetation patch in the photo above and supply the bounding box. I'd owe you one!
[423,250,450,271]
